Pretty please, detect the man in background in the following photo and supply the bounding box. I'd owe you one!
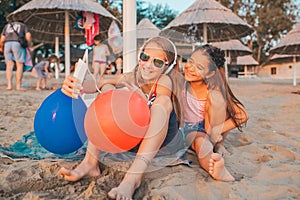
[0,20,32,90]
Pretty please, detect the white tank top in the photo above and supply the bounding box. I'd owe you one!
[93,44,108,61]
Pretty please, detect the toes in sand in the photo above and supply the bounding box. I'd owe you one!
[209,153,235,182]
[58,164,100,182]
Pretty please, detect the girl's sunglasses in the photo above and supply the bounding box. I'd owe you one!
[139,51,167,68]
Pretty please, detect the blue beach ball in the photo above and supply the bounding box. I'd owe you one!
[34,88,87,154]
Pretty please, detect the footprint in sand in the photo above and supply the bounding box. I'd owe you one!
[263,145,298,161]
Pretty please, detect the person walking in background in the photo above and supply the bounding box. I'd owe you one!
[0,20,32,90]
[92,34,110,80]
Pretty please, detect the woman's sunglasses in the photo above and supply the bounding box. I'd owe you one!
[139,51,167,68]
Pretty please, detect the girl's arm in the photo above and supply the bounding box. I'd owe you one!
[62,72,132,98]
[97,73,130,89]
[205,90,248,143]
[44,62,50,78]
[126,75,173,174]
[205,90,227,143]
[105,45,110,56]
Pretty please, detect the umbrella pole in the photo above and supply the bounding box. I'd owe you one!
[244,65,247,77]
[203,24,208,44]
[55,37,59,79]
[224,50,229,81]
[65,11,71,77]
[123,0,137,72]
[293,55,297,86]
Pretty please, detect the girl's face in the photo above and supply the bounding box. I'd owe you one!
[94,40,101,45]
[184,50,211,82]
[139,42,168,81]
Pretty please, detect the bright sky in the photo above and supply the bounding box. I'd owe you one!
[143,0,195,14]
[144,0,300,21]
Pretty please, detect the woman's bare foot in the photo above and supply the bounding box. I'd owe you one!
[209,153,235,182]
[58,160,101,182]
[108,173,142,200]
[16,87,26,91]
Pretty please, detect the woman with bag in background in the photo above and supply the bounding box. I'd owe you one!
[0,20,32,90]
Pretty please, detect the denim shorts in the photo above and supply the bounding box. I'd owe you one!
[181,120,211,148]
[182,120,206,136]
[4,41,26,63]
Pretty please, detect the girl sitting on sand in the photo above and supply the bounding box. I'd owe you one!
[181,44,248,182]
[59,36,185,200]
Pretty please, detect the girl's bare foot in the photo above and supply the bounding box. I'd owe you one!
[214,143,230,157]
[58,160,101,182]
[108,173,142,200]
[209,153,235,182]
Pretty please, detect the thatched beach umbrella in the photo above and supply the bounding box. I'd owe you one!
[270,23,300,55]
[269,23,300,86]
[211,39,252,78]
[7,0,118,76]
[270,54,300,62]
[212,39,252,57]
[137,18,160,40]
[137,18,160,49]
[235,55,259,66]
[228,55,259,78]
[160,0,253,43]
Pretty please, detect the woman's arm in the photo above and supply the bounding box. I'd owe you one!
[0,35,5,52]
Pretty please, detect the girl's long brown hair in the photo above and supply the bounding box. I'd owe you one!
[194,45,247,131]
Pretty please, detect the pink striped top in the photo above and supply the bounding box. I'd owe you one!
[182,89,206,123]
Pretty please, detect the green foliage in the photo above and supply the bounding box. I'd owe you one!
[220,0,298,63]
[106,0,177,30]
[99,0,121,21]
[0,0,31,31]
[143,3,178,29]
[136,0,148,24]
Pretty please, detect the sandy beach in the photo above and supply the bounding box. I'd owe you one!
[0,71,299,200]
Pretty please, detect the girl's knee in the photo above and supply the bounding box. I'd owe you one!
[193,136,213,158]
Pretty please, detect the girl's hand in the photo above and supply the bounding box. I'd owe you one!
[61,75,83,98]
[210,131,223,143]
[209,126,223,143]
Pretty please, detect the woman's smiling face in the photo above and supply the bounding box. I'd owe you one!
[139,42,168,81]
[184,50,211,82]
